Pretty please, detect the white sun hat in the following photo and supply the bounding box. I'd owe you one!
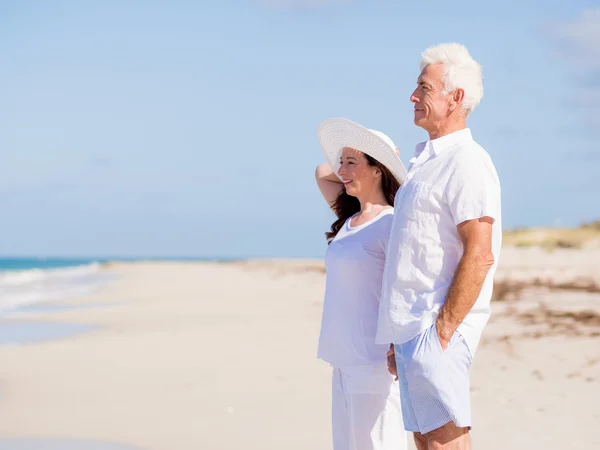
[317,118,407,184]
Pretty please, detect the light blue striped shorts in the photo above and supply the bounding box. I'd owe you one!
[394,323,473,434]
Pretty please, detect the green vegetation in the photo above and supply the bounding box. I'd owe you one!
[503,220,600,250]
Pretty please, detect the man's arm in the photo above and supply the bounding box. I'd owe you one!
[435,216,495,349]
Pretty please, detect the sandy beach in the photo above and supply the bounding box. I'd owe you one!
[0,248,599,449]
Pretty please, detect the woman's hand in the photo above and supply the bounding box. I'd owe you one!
[386,344,398,381]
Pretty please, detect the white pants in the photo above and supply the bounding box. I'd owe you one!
[331,364,407,450]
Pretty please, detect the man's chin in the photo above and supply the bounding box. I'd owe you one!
[414,117,428,129]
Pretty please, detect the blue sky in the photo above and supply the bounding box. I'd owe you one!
[1,0,599,258]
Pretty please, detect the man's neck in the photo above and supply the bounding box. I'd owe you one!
[427,120,467,141]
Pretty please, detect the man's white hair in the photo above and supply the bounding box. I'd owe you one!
[420,43,483,114]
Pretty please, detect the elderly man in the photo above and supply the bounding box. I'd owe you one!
[376,43,502,449]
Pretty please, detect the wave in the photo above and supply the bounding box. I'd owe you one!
[0,262,109,314]
[0,262,101,287]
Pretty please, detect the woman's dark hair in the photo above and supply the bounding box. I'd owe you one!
[326,154,400,243]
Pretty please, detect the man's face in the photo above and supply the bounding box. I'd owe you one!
[410,63,451,133]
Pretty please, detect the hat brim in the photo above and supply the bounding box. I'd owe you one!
[317,118,406,184]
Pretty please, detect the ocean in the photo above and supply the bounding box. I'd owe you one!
[0,258,112,316]
[0,256,241,317]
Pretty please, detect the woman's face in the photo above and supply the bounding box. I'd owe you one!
[337,147,380,198]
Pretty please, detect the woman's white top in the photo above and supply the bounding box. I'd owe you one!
[317,209,394,369]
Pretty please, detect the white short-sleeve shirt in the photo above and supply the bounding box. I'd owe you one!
[318,209,394,369]
[375,128,502,355]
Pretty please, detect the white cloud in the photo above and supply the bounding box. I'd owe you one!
[573,87,600,107]
[259,0,351,9]
[550,9,600,73]
[548,9,600,133]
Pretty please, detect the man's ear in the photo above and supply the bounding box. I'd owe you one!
[449,88,465,112]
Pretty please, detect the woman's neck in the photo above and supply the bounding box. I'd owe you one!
[356,191,390,213]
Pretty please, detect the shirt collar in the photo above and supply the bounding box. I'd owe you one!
[409,141,428,165]
[413,128,473,158]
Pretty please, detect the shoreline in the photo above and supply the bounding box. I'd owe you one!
[0,437,142,450]
[0,254,597,449]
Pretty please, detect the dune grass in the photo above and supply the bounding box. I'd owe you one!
[503,220,600,249]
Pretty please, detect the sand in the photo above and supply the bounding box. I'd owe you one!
[0,249,598,449]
